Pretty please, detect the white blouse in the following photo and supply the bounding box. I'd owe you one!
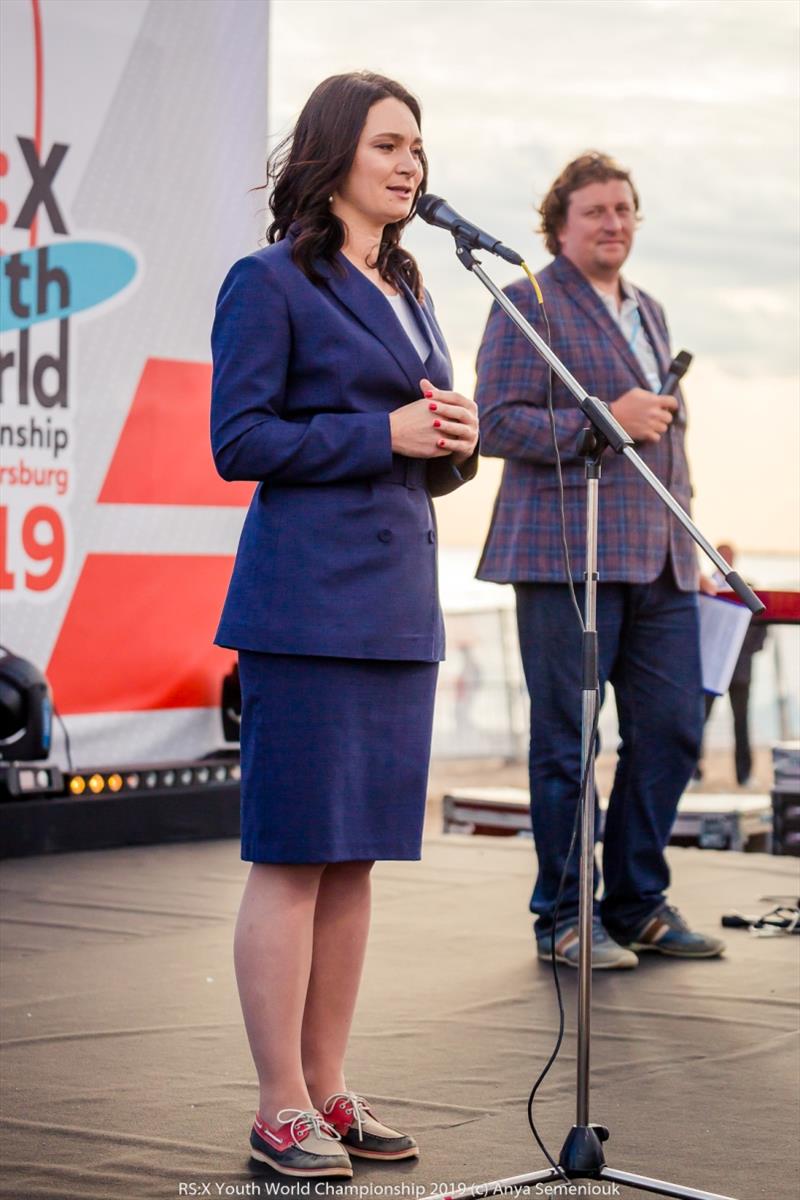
[386,290,430,363]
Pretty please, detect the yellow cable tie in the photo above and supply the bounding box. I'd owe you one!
[521,260,544,306]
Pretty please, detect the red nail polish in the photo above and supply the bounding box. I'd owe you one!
[424,391,434,398]
[437,439,446,448]
[433,419,441,428]
[428,402,438,411]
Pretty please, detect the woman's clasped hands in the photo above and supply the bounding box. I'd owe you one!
[389,377,479,465]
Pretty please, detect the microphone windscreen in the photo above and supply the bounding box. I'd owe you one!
[417,194,446,224]
[672,350,693,379]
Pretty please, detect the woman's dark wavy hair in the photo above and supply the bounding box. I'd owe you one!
[266,71,428,299]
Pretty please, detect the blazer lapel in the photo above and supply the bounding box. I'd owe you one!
[633,288,688,424]
[397,277,452,387]
[633,288,670,376]
[552,255,651,390]
[320,254,427,393]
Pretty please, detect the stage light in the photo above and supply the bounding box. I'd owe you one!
[0,763,65,802]
[2,753,240,810]
[0,650,53,762]
[14,766,58,792]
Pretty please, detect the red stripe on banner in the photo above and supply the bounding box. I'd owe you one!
[98,358,253,506]
[30,0,43,248]
[46,554,237,713]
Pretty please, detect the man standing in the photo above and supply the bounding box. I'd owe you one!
[696,543,767,788]
[475,152,724,968]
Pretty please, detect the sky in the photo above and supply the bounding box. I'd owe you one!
[268,0,799,557]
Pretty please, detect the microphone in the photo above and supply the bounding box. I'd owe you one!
[659,349,692,396]
[417,194,523,266]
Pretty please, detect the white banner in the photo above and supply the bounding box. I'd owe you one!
[0,0,269,765]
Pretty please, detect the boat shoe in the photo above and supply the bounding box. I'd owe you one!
[250,1107,353,1177]
[322,1091,419,1160]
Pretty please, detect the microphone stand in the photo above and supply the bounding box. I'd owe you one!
[431,236,764,1200]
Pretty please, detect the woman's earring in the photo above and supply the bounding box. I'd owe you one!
[328,194,334,204]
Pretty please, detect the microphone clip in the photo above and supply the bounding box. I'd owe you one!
[454,235,480,273]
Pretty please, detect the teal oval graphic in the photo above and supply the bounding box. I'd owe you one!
[0,241,138,332]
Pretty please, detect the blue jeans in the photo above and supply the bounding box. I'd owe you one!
[514,564,703,939]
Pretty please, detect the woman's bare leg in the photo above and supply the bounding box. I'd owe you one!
[301,860,374,1107]
[233,861,325,1125]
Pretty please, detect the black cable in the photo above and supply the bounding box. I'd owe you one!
[521,281,600,1177]
[526,695,600,1181]
[53,703,73,773]
[539,303,585,635]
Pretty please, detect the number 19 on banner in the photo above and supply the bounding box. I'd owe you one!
[0,505,66,592]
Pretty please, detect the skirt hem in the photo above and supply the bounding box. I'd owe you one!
[241,849,423,864]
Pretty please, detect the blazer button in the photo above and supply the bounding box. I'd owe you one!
[427,530,435,543]
[378,529,393,543]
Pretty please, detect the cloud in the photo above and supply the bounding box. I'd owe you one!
[268,0,800,550]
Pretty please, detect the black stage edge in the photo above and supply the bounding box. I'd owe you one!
[0,780,240,858]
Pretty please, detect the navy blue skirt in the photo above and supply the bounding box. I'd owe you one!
[238,651,439,863]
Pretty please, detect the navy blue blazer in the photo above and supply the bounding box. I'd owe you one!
[211,237,476,661]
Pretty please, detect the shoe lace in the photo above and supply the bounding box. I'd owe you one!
[275,1108,341,1146]
[323,1091,369,1142]
[589,918,610,945]
[659,905,690,932]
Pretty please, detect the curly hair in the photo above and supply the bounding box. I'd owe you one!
[266,72,427,299]
[538,151,640,257]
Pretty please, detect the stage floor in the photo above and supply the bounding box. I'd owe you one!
[1,835,798,1200]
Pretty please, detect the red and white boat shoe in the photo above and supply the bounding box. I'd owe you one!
[250,1107,353,1177]
[323,1091,419,1161]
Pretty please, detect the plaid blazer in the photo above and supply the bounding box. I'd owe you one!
[475,253,698,590]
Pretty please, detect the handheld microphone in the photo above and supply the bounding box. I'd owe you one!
[659,349,692,396]
[417,194,523,266]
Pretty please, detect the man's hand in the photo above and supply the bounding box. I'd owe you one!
[609,388,678,443]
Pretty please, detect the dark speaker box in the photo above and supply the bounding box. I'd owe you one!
[771,789,800,856]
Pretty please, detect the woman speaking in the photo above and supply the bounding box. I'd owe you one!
[211,71,478,1178]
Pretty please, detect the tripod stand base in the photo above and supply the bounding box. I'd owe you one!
[560,1122,609,1173]
[427,1125,739,1200]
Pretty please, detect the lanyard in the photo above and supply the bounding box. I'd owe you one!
[626,306,642,355]
[625,305,663,395]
